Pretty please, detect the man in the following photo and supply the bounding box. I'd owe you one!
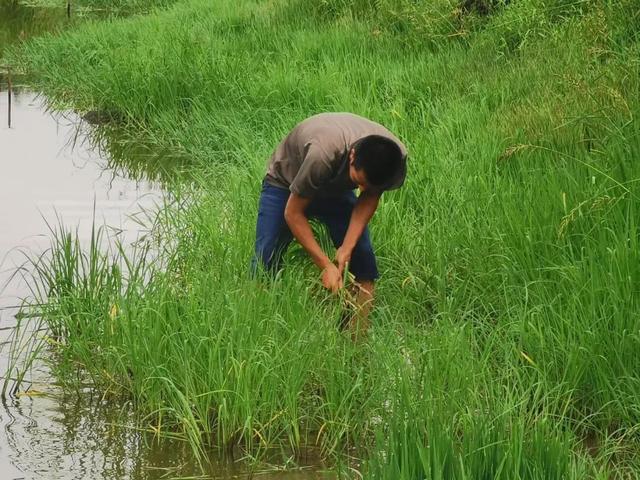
[252,112,407,337]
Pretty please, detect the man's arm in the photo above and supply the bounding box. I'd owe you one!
[335,190,381,274]
[284,193,343,292]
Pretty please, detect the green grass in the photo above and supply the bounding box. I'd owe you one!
[5,0,175,11]
[6,0,640,477]
[0,2,68,62]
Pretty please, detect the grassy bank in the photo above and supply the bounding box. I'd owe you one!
[9,0,640,477]
[0,0,176,76]
[2,0,174,11]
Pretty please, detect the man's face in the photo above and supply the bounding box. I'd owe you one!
[348,149,372,192]
[349,164,369,191]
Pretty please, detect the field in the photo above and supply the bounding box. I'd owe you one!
[7,0,640,477]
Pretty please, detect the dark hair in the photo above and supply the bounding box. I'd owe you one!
[352,135,404,188]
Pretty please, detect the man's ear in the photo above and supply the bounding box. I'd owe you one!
[349,148,355,164]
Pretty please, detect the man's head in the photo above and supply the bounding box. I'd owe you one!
[348,135,404,192]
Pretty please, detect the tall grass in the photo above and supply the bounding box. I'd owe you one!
[7,0,640,476]
[4,0,176,12]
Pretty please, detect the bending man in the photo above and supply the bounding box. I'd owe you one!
[252,112,408,338]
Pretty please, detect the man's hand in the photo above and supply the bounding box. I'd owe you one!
[321,263,343,293]
[335,246,352,276]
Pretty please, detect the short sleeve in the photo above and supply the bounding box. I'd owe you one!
[289,142,333,197]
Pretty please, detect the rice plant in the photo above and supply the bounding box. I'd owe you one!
[5,0,640,476]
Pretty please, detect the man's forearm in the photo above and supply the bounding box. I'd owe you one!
[342,191,380,251]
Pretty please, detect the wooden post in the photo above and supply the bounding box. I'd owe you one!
[7,68,11,129]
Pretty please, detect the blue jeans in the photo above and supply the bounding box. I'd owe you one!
[252,181,379,281]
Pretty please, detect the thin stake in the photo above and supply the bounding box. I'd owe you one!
[7,68,11,129]
[67,1,71,18]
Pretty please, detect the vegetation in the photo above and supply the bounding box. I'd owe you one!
[7,0,640,477]
[0,0,174,66]
[0,1,67,61]
[1,0,174,11]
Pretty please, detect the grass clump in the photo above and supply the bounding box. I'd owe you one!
[7,0,640,477]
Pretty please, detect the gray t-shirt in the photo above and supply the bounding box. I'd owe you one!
[265,112,407,197]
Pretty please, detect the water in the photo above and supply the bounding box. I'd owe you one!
[1,2,75,61]
[0,5,332,479]
[0,88,161,480]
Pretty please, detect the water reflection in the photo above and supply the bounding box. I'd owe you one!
[0,1,74,61]
[0,90,164,257]
[80,120,191,185]
[3,379,334,479]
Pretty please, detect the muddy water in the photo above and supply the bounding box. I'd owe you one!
[0,5,332,480]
